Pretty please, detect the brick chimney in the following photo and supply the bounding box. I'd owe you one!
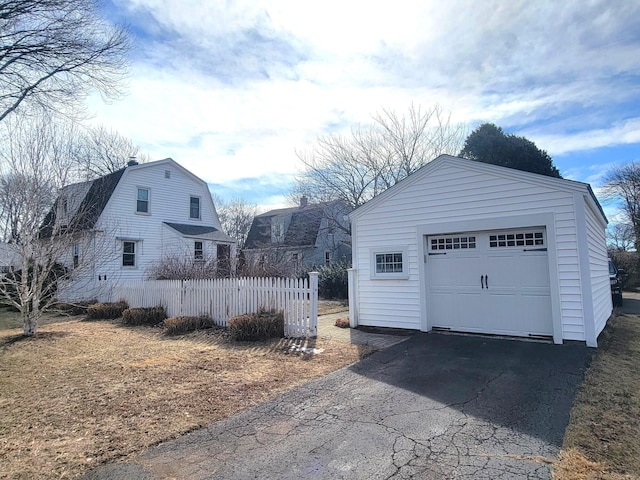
[300,196,308,208]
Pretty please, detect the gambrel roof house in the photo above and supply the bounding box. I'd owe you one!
[0,242,19,275]
[348,155,610,347]
[244,198,351,271]
[47,158,235,301]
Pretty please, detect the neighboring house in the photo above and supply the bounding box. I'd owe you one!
[348,154,610,347]
[243,198,351,274]
[45,158,235,301]
[0,242,19,275]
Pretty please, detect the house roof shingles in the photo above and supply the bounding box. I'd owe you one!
[244,203,328,249]
[40,168,125,237]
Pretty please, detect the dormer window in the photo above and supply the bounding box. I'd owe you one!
[59,198,68,216]
[137,188,149,213]
[190,196,201,219]
[272,221,284,242]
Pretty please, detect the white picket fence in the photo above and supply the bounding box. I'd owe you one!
[101,273,318,337]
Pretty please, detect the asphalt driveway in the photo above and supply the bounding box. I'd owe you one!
[85,333,591,480]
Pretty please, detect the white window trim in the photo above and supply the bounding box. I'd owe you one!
[72,243,79,269]
[121,240,139,268]
[189,195,201,220]
[136,187,151,215]
[194,240,204,262]
[370,246,409,280]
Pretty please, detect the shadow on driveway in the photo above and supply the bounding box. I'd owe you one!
[84,333,592,480]
[350,333,592,448]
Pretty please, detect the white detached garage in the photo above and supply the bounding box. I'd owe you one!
[347,155,611,347]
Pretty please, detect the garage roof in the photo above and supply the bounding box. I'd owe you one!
[349,155,607,226]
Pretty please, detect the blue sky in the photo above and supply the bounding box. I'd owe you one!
[90,1,640,219]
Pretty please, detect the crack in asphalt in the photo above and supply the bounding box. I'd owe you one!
[84,334,589,480]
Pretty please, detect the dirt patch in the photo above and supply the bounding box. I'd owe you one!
[555,313,640,479]
[0,317,375,479]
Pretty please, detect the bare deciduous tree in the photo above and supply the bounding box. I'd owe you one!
[0,115,110,335]
[73,125,148,179]
[293,104,467,209]
[601,162,640,252]
[607,222,635,252]
[214,196,258,249]
[0,0,130,122]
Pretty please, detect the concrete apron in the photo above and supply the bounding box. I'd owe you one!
[317,312,413,349]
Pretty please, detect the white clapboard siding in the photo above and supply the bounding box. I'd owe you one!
[104,275,318,337]
[349,155,611,345]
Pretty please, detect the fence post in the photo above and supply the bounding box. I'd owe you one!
[309,271,319,337]
[348,268,358,328]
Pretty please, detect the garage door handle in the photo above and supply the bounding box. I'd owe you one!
[485,275,488,289]
[481,275,484,289]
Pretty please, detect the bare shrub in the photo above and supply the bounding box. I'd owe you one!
[148,255,228,280]
[334,317,350,328]
[164,316,213,336]
[228,309,284,341]
[86,301,128,320]
[122,307,166,326]
[52,300,96,316]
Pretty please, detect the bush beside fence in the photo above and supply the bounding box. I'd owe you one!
[96,275,318,337]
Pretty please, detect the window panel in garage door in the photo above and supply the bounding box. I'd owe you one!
[426,228,552,338]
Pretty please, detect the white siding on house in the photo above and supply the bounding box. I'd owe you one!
[57,159,233,302]
[350,156,608,345]
[93,161,223,282]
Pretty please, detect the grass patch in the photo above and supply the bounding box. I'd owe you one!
[0,316,375,479]
[555,313,640,479]
[0,306,21,330]
[317,299,348,316]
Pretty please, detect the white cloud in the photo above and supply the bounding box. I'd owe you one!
[525,118,640,156]
[87,0,640,207]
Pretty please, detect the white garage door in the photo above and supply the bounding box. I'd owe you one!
[426,228,552,338]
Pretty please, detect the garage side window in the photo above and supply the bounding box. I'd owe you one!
[371,247,409,279]
[376,253,403,273]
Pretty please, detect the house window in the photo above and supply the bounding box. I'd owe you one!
[122,241,136,267]
[324,251,331,266]
[137,188,149,213]
[272,221,284,242]
[165,170,171,179]
[72,243,79,269]
[194,241,204,261]
[371,246,409,279]
[190,196,200,219]
[59,197,68,216]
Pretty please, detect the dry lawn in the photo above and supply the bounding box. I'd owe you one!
[554,313,640,480]
[0,316,373,479]
[317,299,349,316]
